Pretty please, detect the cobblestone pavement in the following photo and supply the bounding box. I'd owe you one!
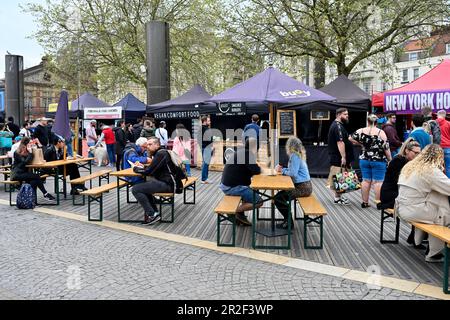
[0,205,433,300]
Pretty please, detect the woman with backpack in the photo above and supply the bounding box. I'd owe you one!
[11,137,56,202]
[172,123,192,177]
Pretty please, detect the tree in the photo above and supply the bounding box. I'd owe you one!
[225,0,450,78]
[24,0,265,101]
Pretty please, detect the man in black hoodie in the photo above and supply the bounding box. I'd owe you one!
[219,137,263,226]
[132,137,174,225]
[114,120,127,170]
[132,118,143,142]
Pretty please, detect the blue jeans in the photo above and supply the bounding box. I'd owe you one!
[183,161,191,176]
[444,148,450,178]
[359,159,387,182]
[66,139,73,157]
[87,142,95,158]
[220,184,262,204]
[106,144,115,164]
[201,147,212,182]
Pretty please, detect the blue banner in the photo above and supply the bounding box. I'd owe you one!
[0,90,4,112]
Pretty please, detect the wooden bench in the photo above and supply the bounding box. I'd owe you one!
[70,169,112,205]
[214,195,242,247]
[2,175,51,206]
[377,201,401,244]
[153,177,198,223]
[411,222,450,294]
[296,195,327,249]
[81,180,128,222]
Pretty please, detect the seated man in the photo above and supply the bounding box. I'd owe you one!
[219,137,263,226]
[122,137,152,184]
[132,137,175,225]
[44,136,86,195]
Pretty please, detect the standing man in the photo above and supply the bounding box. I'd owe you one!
[200,116,214,184]
[243,114,261,150]
[409,114,431,150]
[114,120,127,171]
[96,124,116,168]
[327,108,354,205]
[33,117,52,152]
[19,122,31,138]
[422,106,441,144]
[436,110,450,178]
[132,118,144,142]
[382,113,402,157]
[155,121,168,148]
[7,116,20,138]
[86,120,98,159]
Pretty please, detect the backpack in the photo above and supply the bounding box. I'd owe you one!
[423,120,441,144]
[164,150,188,194]
[16,183,35,209]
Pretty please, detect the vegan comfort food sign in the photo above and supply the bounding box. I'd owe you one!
[384,90,450,114]
[84,107,122,119]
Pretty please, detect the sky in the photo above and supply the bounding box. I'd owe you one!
[0,0,46,76]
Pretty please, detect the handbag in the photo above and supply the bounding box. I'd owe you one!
[332,167,361,193]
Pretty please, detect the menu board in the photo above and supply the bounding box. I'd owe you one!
[277,110,296,138]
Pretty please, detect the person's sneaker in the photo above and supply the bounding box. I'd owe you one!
[70,189,80,195]
[44,193,56,201]
[334,197,350,205]
[201,180,210,184]
[142,212,161,225]
[425,253,444,263]
[236,213,251,226]
[276,220,294,229]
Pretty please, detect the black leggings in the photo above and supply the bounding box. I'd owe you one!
[14,172,48,196]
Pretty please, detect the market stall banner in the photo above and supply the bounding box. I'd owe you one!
[154,111,200,119]
[84,106,122,119]
[216,102,246,116]
[384,90,450,114]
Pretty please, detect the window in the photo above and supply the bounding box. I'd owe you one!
[363,81,371,94]
[382,82,388,91]
[402,69,409,83]
[409,52,418,61]
[413,68,419,80]
[41,91,52,110]
[446,44,450,54]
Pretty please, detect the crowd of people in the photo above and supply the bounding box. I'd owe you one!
[326,107,450,263]
[1,108,449,262]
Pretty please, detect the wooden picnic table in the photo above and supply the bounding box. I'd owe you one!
[110,168,146,222]
[250,173,295,250]
[27,157,94,205]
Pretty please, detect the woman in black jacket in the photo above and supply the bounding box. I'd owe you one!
[11,137,55,201]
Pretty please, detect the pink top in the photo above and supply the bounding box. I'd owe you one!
[172,136,191,161]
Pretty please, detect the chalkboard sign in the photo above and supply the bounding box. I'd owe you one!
[277,110,296,138]
[310,110,330,120]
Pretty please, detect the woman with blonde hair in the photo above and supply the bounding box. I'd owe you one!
[274,136,312,229]
[397,144,450,262]
[350,114,392,208]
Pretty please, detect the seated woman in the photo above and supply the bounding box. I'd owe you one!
[173,124,192,177]
[274,137,312,229]
[11,137,56,202]
[379,138,421,209]
[379,138,422,247]
[397,144,450,263]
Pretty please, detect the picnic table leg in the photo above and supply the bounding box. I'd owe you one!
[55,167,60,205]
[287,193,291,250]
[252,189,256,249]
[117,177,121,222]
[444,245,449,294]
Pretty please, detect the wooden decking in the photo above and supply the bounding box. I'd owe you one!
[1,165,444,287]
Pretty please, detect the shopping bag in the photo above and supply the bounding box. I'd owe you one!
[332,167,361,193]
[31,147,46,165]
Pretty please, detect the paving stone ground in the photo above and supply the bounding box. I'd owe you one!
[0,204,433,300]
